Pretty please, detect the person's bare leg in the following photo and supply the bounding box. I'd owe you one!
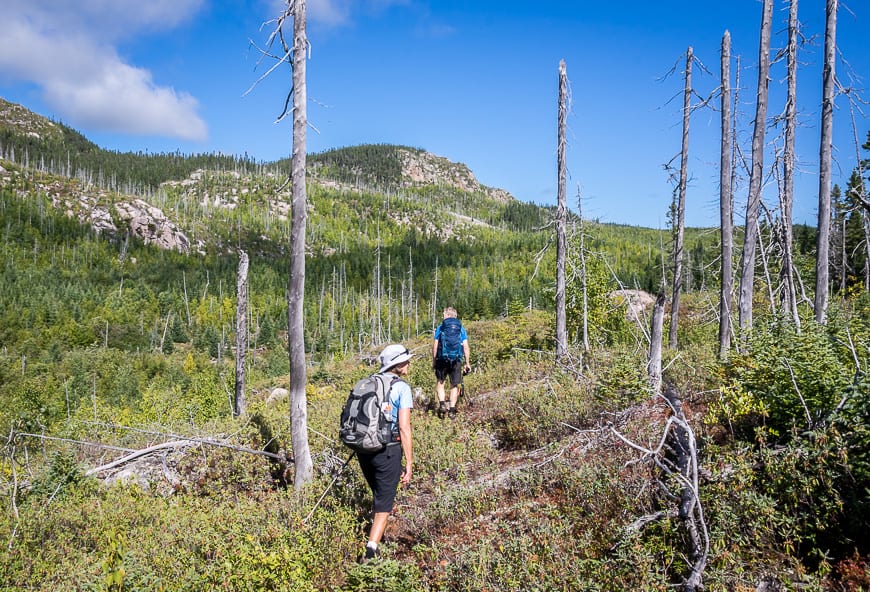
[369,511,389,545]
[435,380,446,403]
[449,385,460,408]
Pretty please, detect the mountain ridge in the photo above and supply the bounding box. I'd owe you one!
[1,97,515,203]
[0,97,530,255]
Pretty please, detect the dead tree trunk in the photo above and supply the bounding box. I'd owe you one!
[781,0,801,329]
[737,0,773,336]
[669,47,692,350]
[649,290,666,395]
[555,59,569,361]
[234,251,249,417]
[815,0,838,323]
[662,382,708,592]
[718,31,734,359]
[609,383,709,591]
[288,0,313,487]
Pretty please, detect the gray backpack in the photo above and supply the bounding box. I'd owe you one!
[339,373,399,453]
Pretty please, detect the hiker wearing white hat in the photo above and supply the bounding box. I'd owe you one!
[357,343,415,561]
[378,344,414,373]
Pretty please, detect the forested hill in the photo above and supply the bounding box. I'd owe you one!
[0,96,720,344]
[3,97,870,592]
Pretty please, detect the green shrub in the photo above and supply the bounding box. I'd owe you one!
[26,450,89,503]
[341,559,424,592]
[725,320,851,439]
[488,371,595,450]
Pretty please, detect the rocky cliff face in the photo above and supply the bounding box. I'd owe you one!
[398,148,513,203]
[114,199,197,253]
[0,160,200,254]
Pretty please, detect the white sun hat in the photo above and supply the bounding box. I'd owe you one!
[378,344,415,373]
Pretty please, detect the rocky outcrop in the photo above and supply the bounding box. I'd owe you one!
[0,97,65,143]
[611,289,656,325]
[398,148,513,203]
[114,199,198,254]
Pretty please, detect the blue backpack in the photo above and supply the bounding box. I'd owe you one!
[437,317,464,361]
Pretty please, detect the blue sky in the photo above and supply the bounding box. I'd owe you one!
[0,0,867,228]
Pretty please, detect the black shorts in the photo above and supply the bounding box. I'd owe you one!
[357,443,403,513]
[434,357,463,386]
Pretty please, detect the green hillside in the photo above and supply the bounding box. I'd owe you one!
[1,99,869,591]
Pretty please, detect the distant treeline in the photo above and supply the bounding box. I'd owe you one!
[0,123,267,190]
[306,143,413,188]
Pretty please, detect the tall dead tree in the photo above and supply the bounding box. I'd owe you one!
[648,290,666,395]
[780,0,801,329]
[718,31,734,359]
[815,0,838,323]
[555,59,568,361]
[234,250,249,417]
[848,118,870,292]
[738,0,773,335]
[278,0,313,487]
[289,0,313,486]
[669,47,693,350]
[247,1,313,485]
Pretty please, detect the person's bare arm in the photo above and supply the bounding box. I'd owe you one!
[398,407,412,484]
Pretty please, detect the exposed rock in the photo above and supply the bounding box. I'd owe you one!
[87,205,118,235]
[398,148,513,203]
[266,387,290,405]
[611,289,656,325]
[0,97,64,142]
[102,452,184,497]
[114,199,194,253]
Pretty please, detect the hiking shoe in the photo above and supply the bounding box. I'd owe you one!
[448,407,457,419]
[438,401,449,418]
[360,545,379,563]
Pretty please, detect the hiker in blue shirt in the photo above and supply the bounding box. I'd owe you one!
[357,344,415,561]
[432,307,471,418]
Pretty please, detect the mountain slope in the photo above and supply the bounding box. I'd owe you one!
[0,98,536,249]
[308,143,514,203]
[0,97,71,144]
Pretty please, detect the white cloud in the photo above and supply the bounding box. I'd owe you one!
[308,0,352,26]
[9,0,206,41]
[44,56,208,141]
[0,0,207,141]
[301,0,411,27]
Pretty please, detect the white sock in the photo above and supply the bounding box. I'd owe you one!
[366,541,378,550]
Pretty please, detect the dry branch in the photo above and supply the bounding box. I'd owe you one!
[85,440,194,477]
[10,430,291,478]
[610,382,709,592]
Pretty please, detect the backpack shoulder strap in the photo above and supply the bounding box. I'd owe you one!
[375,372,402,390]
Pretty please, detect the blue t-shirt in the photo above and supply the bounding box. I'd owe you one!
[383,372,413,428]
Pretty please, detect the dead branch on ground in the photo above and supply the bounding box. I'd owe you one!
[610,381,709,592]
